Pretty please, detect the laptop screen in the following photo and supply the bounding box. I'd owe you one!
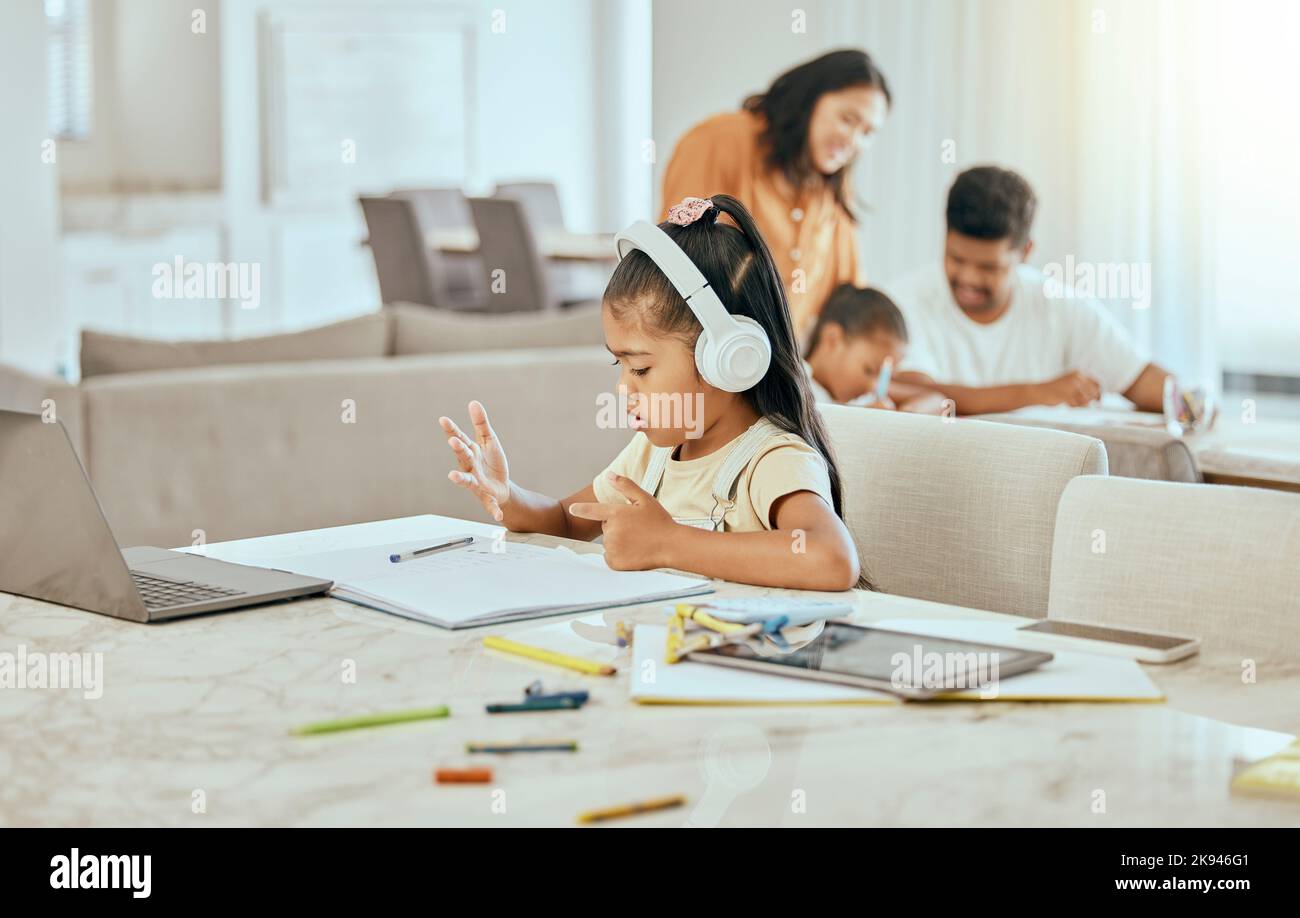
[0,410,146,621]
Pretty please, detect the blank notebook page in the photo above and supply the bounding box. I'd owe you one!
[269,539,709,626]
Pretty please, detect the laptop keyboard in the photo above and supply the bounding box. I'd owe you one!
[130,571,245,610]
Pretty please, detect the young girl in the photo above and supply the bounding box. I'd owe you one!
[438,194,861,591]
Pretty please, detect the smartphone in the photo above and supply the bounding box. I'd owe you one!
[1016,619,1199,663]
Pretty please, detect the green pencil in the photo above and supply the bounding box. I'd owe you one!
[289,705,450,736]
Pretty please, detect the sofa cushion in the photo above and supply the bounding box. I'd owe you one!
[79,311,390,378]
[0,363,84,460]
[388,302,605,355]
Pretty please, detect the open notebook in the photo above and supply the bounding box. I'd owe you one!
[260,537,712,629]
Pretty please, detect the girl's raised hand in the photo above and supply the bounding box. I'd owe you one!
[439,400,511,521]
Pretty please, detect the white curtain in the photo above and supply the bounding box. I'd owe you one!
[835,0,1230,381]
[1071,0,1221,384]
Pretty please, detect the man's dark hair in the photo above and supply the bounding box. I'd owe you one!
[805,284,908,357]
[945,166,1037,247]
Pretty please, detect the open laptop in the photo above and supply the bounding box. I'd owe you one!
[0,409,332,622]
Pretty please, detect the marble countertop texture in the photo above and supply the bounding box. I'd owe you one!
[2,522,1296,828]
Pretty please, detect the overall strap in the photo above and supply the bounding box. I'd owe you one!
[639,444,672,497]
[709,417,782,510]
[639,417,783,531]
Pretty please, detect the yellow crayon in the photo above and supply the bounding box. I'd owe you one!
[483,635,617,676]
[578,794,687,824]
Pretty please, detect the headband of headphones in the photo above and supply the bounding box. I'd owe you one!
[613,220,772,392]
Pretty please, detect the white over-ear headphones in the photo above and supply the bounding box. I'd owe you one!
[614,220,772,392]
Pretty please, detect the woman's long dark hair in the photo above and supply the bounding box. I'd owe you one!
[743,49,891,221]
[603,194,848,524]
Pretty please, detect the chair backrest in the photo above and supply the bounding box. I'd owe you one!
[359,196,445,307]
[977,414,1201,482]
[389,188,486,302]
[494,181,565,231]
[820,406,1108,616]
[390,186,475,227]
[467,196,552,312]
[1049,475,1300,659]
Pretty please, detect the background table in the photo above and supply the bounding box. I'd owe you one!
[1,515,1296,827]
[429,229,616,263]
[976,404,1300,492]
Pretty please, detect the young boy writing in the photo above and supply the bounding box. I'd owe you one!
[804,284,943,412]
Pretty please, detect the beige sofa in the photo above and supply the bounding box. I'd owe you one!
[0,304,617,545]
[1,302,610,462]
[80,346,627,547]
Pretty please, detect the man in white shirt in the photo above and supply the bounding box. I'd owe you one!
[884,166,1170,414]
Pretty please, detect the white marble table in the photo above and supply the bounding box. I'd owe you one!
[2,515,1296,827]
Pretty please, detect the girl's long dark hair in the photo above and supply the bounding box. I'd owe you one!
[603,194,848,524]
[743,48,891,221]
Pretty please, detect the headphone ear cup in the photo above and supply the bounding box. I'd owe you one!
[695,316,771,392]
[726,315,773,389]
[694,329,720,389]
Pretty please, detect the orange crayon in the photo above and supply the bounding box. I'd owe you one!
[435,766,493,784]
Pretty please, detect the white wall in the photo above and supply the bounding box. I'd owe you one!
[595,0,654,231]
[468,0,604,231]
[0,0,638,377]
[217,0,622,337]
[115,0,223,191]
[0,2,62,371]
[59,0,223,193]
[1211,2,1300,376]
[56,0,120,192]
[652,0,834,212]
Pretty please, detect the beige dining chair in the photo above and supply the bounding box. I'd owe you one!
[360,195,486,311]
[388,187,488,307]
[1048,475,1300,659]
[821,406,1108,616]
[468,197,598,313]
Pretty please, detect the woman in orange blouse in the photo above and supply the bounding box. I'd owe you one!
[661,49,892,341]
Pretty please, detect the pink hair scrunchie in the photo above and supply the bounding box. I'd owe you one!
[666,196,714,226]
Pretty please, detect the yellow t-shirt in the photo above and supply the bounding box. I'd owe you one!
[591,427,834,532]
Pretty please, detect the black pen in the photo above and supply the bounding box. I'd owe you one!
[389,536,475,563]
